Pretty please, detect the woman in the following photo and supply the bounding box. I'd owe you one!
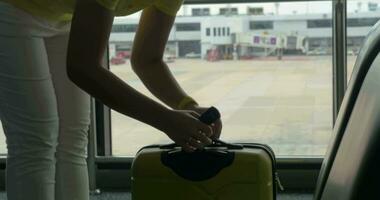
[0,0,223,199]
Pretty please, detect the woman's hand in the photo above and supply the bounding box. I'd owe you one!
[164,110,213,152]
[185,105,223,139]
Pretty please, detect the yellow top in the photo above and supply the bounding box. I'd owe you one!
[2,0,184,22]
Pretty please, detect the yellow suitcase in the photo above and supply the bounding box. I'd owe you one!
[131,140,279,200]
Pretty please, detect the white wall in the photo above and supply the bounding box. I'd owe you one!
[274,20,308,36]
[201,16,242,45]
[174,32,201,41]
[110,12,379,52]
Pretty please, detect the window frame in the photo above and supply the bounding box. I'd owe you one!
[249,20,274,30]
[192,8,211,16]
[347,17,380,27]
[307,19,333,28]
[0,0,348,192]
[175,22,201,31]
[111,24,138,33]
[206,27,211,36]
[219,7,239,15]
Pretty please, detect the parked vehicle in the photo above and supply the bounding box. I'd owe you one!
[207,48,221,62]
[117,51,131,59]
[110,56,126,65]
[163,54,175,63]
[185,52,201,58]
[347,49,359,56]
[307,47,329,55]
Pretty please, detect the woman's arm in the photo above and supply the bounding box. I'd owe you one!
[67,0,212,151]
[67,0,168,131]
[131,6,222,138]
[131,6,196,110]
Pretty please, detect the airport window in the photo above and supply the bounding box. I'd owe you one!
[107,1,335,157]
[111,24,138,33]
[176,23,201,31]
[368,2,378,11]
[249,21,274,30]
[192,8,210,16]
[347,18,380,27]
[308,37,333,51]
[192,8,201,16]
[248,7,264,15]
[307,19,332,28]
[347,2,378,83]
[220,7,238,15]
[2,0,378,192]
[0,122,5,154]
[203,8,211,16]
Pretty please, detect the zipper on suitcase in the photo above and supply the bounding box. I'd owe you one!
[275,172,284,191]
[239,143,284,199]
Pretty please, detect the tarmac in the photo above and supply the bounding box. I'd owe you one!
[0,55,357,158]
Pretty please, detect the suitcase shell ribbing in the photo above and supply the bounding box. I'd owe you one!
[132,144,276,200]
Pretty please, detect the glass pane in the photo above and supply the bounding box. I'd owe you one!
[347,0,380,83]
[110,1,333,157]
[0,122,6,155]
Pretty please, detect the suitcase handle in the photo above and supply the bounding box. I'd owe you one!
[161,148,235,181]
[159,139,244,150]
[208,139,244,149]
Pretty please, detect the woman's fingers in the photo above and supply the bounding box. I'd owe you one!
[193,130,212,146]
[199,124,213,138]
[182,142,196,153]
[181,129,213,152]
[187,137,204,149]
[211,119,222,139]
[169,110,216,152]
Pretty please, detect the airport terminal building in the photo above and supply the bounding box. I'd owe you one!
[109,6,380,59]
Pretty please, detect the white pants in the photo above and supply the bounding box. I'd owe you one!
[0,2,90,200]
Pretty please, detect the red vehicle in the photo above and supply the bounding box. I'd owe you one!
[116,51,131,59]
[110,56,126,65]
[207,48,220,62]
